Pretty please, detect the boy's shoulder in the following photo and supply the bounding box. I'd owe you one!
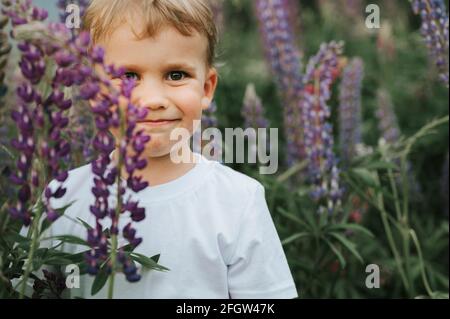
[203,157,265,199]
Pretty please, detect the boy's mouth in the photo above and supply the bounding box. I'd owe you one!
[137,119,181,127]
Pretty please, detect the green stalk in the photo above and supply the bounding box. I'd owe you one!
[374,173,411,294]
[387,161,413,296]
[19,206,42,299]
[400,156,413,296]
[387,169,403,221]
[409,229,434,297]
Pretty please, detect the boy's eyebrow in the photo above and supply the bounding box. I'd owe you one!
[162,62,197,73]
[119,62,197,74]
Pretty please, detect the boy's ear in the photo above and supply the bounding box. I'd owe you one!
[202,67,218,110]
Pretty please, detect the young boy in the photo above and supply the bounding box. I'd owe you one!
[47,0,298,299]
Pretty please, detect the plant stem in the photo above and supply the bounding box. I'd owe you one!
[409,229,434,297]
[386,158,414,296]
[374,173,411,295]
[400,156,414,296]
[19,207,42,299]
[387,169,402,221]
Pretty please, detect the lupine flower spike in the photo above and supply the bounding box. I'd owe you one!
[254,0,305,166]
[412,0,449,87]
[376,89,422,196]
[301,41,345,213]
[339,57,364,165]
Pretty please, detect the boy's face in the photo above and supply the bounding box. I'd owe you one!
[95,21,218,158]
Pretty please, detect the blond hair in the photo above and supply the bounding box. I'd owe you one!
[83,0,218,66]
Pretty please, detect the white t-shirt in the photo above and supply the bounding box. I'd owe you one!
[45,152,298,299]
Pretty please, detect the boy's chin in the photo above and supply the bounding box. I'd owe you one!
[141,141,193,161]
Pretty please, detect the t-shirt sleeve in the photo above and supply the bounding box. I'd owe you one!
[227,183,298,299]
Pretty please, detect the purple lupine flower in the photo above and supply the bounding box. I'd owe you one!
[442,152,449,216]
[375,89,401,145]
[254,0,305,166]
[300,41,344,213]
[242,83,270,163]
[242,83,269,129]
[82,46,151,282]
[6,2,151,285]
[412,0,449,87]
[281,0,302,49]
[118,248,140,282]
[376,89,422,196]
[202,100,218,129]
[4,1,79,225]
[338,57,364,164]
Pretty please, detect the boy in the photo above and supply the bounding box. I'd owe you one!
[47,0,298,299]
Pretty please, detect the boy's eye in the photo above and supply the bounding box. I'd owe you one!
[167,71,188,81]
[123,72,139,81]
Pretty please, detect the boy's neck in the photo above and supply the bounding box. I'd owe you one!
[113,148,197,187]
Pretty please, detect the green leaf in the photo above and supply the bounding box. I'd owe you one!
[431,292,449,299]
[76,217,93,231]
[46,235,89,247]
[119,244,134,253]
[363,161,399,171]
[32,248,49,270]
[3,231,30,246]
[130,253,169,272]
[277,207,311,230]
[324,239,346,269]
[350,168,378,187]
[281,232,310,245]
[329,232,364,264]
[150,254,160,264]
[91,266,109,296]
[65,250,89,264]
[326,223,374,238]
[44,257,73,266]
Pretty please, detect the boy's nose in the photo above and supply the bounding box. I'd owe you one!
[133,81,169,111]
